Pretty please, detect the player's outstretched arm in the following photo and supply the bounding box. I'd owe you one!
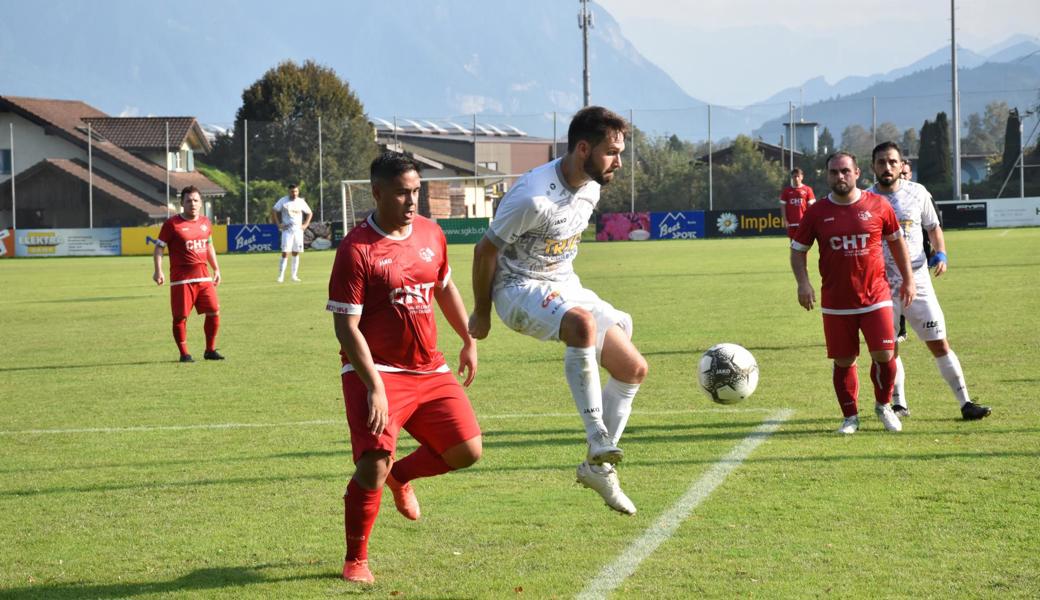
[206,241,222,286]
[468,236,499,339]
[886,234,916,308]
[152,244,165,286]
[926,225,947,277]
[435,279,478,386]
[789,248,815,311]
[333,312,389,435]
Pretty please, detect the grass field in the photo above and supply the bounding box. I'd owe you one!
[1,228,1038,599]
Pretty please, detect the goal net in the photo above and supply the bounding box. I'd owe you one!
[338,174,523,232]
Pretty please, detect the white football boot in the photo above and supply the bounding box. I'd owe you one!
[875,403,903,432]
[586,430,623,465]
[577,461,636,515]
[837,414,859,435]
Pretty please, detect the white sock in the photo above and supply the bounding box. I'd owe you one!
[935,350,970,407]
[564,346,606,441]
[892,356,907,408]
[278,257,287,278]
[602,377,639,445]
[291,255,300,278]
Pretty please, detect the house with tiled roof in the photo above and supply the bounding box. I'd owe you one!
[0,95,224,228]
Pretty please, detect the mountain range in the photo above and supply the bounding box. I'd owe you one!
[1,1,1037,143]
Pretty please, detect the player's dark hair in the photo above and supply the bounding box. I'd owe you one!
[179,185,200,201]
[871,141,903,162]
[370,151,422,185]
[791,167,803,176]
[826,151,858,168]
[567,106,628,153]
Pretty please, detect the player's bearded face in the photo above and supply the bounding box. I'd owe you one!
[872,150,902,186]
[583,131,625,185]
[827,157,859,196]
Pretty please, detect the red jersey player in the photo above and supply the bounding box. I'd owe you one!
[789,152,914,435]
[152,185,224,362]
[328,152,482,585]
[780,167,816,239]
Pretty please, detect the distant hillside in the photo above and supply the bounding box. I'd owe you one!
[753,55,1040,144]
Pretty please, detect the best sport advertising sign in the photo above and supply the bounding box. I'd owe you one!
[14,228,121,256]
[705,209,786,238]
[650,211,705,240]
[229,224,279,252]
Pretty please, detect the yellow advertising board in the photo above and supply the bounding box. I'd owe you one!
[120,225,227,255]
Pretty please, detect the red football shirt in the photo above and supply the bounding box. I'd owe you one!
[327,215,451,373]
[157,215,214,284]
[780,184,816,227]
[791,191,900,314]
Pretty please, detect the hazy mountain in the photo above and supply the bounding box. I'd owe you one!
[753,54,1040,144]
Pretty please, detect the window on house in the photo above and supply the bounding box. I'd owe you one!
[186,149,194,172]
[0,149,10,175]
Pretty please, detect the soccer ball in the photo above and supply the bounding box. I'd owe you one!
[698,343,759,404]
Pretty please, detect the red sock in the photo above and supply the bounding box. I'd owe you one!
[390,445,453,484]
[870,359,897,406]
[344,478,382,561]
[832,363,859,417]
[172,319,189,356]
[204,315,219,352]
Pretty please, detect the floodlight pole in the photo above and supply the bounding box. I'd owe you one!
[88,122,93,228]
[707,104,713,211]
[9,123,15,230]
[318,116,324,222]
[629,108,635,213]
[165,121,171,218]
[243,119,249,224]
[788,102,795,172]
[580,0,592,107]
[951,0,963,200]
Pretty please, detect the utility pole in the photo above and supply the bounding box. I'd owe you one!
[950,0,962,199]
[579,0,593,107]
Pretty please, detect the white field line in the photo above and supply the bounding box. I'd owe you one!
[998,229,1011,237]
[576,408,795,600]
[0,407,776,436]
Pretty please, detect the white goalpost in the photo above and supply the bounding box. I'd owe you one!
[338,174,523,232]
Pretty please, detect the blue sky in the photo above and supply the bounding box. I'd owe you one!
[597,0,1040,106]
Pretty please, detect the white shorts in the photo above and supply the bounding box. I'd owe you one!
[891,267,947,342]
[281,228,304,253]
[493,278,632,356]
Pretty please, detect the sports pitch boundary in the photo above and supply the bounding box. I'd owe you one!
[576,408,795,600]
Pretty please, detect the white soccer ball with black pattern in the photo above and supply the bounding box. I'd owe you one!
[697,343,759,404]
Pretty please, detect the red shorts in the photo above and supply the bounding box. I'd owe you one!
[786,225,800,240]
[170,281,219,319]
[342,370,481,464]
[821,306,895,359]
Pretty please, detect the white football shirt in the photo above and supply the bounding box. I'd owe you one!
[486,159,600,287]
[869,180,939,276]
[273,196,313,229]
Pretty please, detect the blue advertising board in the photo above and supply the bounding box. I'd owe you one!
[228,224,280,253]
[650,211,705,240]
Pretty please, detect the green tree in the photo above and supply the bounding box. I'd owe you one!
[962,112,996,154]
[710,136,787,210]
[984,101,1011,149]
[997,108,1022,193]
[839,124,873,161]
[917,112,952,199]
[876,122,902,146]
[599,127,707,213]
[818,127,835,155]
[901,127,919,156]
[214,60,378,222]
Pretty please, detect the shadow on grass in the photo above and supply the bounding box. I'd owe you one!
[0,360,169,373]
[30,295,153,304]
[0,564,337,600]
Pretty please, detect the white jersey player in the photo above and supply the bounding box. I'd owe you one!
[469,107,648,515]
[271,184,313,282]
[869,142,991,420]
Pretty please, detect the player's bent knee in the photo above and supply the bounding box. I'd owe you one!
[442,437,482,470]
[353,450,392,489]
[559,308,596,346]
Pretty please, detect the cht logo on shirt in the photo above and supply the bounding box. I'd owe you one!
[390,282,435,310]
[829,233,869,251]
[186,239,209,252]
